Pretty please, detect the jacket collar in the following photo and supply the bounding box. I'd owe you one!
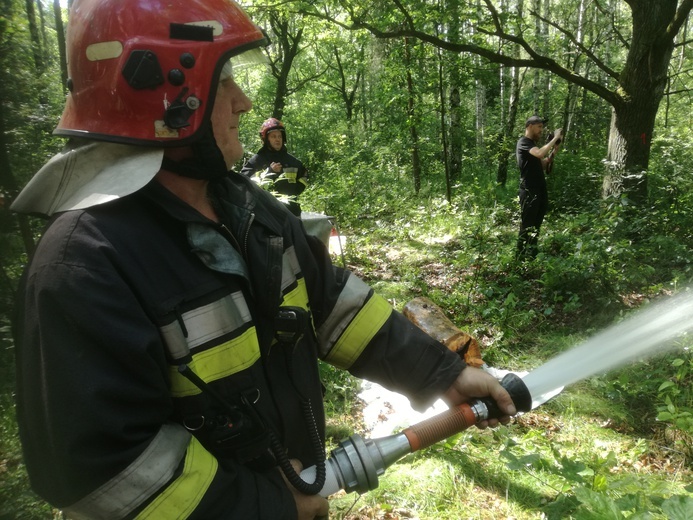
[141,172,290,240]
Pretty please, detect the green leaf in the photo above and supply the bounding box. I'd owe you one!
[661,495,693,520]
[658,381,675,391]
[573,487,624,519]
[593,473,608,492]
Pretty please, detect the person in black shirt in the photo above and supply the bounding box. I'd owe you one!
[515,115,563,260]
[241,118,308,216]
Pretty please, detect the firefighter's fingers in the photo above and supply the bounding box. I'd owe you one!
[282,459,330,520]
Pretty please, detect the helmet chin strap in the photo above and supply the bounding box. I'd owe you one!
[161,123,229,181]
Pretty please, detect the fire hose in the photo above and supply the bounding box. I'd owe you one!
[299,372,533,498]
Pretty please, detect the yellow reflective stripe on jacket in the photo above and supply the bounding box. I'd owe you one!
[324,293,392,368]
[317,274,370,353]
[169,327,261,397]
[280,246,309,309]
[136,435,218,519]
[281,278,309,309]
[63,424,191,520]
[160,292,252,361]
[317,274,393,368]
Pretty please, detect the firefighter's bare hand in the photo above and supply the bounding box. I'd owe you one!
[442,366,517,428]
[553,128,563,140]
[282,459,330,520]
[270,162,282,173]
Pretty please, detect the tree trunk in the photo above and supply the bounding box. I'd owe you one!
[497,65,521,186]
[496,0,524,186]
[331,47,361,122]
[474,0,485,151]
[25,0,44,72]
[53,0,68,94]
[602,0,678,202]
[447,0,462,182]
[436,42,452,202]
[404,38,422,193]
[269,13,304,120]
[475,75,486,151]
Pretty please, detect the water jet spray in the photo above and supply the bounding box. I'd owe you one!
[300,290,693,498]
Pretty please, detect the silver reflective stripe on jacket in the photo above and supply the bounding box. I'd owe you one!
[281,245,301,292]
[316,273,371,357]
[160,292,253,361]
[63,424,191,520]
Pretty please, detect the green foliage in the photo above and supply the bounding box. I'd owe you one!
[500,429,693,520]
[655,346,693,459]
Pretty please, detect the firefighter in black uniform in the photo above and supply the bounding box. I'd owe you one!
[241,118,308,217]
[11,1,516,518]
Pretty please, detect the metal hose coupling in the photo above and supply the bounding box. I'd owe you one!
[300,373,533,497]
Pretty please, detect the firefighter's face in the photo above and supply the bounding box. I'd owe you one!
[267,130,283,151]
[211,77,252,168]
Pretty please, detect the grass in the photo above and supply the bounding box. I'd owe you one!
[317,194,693,519]
[325,386,692,519]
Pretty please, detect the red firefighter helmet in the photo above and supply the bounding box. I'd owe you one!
[259,117,286,143]
[56,0,268,146]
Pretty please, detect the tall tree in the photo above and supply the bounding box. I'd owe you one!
[266,10,304,119]
[24,0,43,72]
[446,0,464,181]
[53,0,67,93]
[496,0,524,186]
[317,42,363,122]
[404,37,422,193]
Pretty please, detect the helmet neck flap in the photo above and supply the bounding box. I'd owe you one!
[161,123,229,180]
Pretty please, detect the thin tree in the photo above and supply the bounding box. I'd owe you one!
[53,0,68,93]
[404,37,422,193]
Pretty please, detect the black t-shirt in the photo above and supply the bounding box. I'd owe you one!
[516,136,546,193]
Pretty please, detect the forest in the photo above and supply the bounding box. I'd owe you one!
[1,0,692,518]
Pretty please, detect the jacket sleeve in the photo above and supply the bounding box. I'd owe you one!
[14,215,298,520]
[240,154,267,179]
[301,232,463,411]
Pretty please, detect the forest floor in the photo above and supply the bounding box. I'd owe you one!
[319,232,693,520]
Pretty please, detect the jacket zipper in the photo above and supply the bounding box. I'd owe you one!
[217,212,254,260]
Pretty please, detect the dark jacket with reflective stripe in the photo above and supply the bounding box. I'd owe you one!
[241,146,307,216]
[14,172,463,519]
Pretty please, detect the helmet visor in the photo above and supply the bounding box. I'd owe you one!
[220,47,268,81]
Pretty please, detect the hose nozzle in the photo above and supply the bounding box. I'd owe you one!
[300,373,532,497]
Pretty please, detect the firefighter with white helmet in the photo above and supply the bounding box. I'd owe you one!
[11,1,515,518]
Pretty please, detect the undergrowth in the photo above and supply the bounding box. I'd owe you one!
[308,138,693,518]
